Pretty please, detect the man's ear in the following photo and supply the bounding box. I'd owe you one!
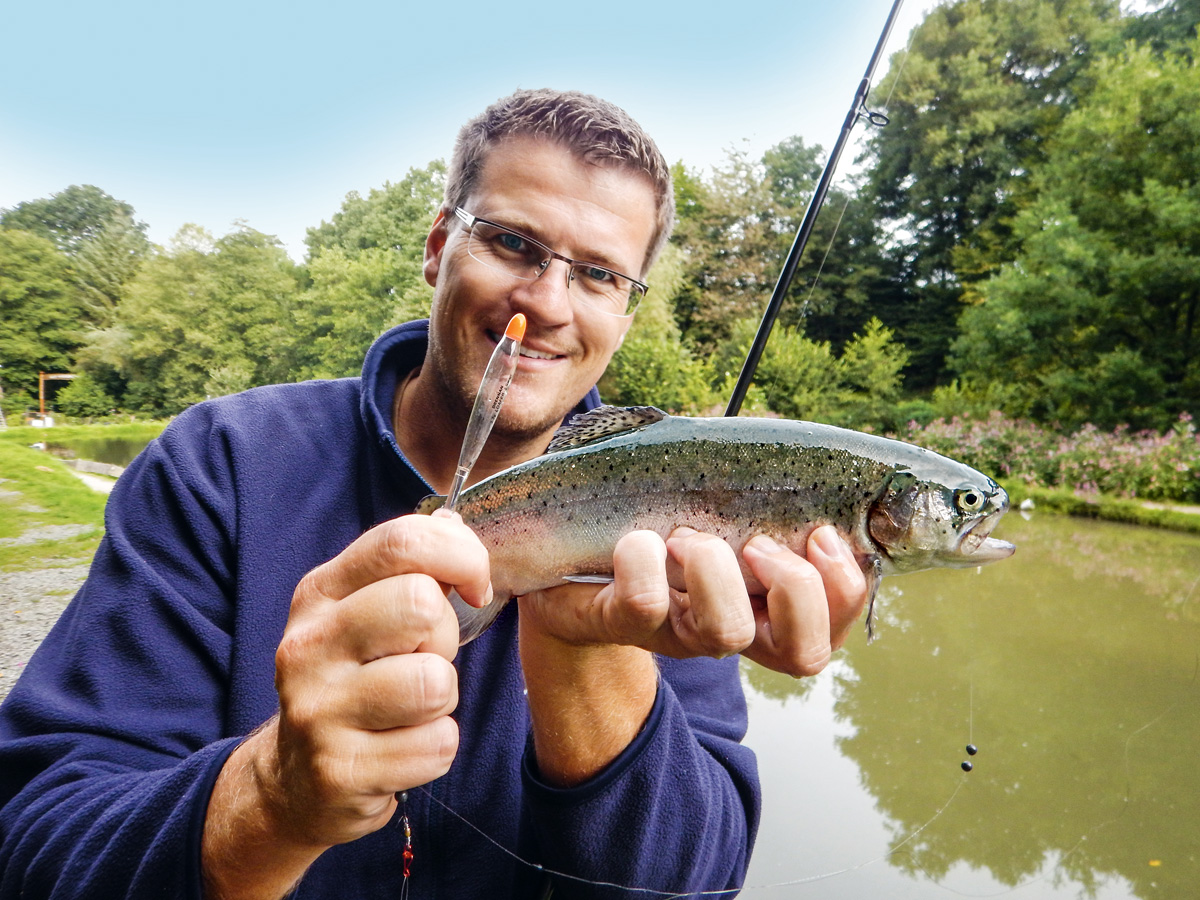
[423,209,449,287]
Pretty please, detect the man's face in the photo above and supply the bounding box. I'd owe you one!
[422,136,657,443]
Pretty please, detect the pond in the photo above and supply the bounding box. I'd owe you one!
[740,512,1200,899]
[45,436,152,468]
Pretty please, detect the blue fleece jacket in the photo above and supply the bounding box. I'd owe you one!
[0,321,760,899]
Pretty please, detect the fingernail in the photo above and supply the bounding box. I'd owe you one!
[812,526,851,561]
[750,535,784,553]
[672,526,698,538]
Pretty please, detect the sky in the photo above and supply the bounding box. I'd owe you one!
[1,0,942,262]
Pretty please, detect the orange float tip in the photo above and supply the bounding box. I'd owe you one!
[504,313,526,342]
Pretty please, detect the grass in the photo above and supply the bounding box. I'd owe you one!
[0,422,165,450]
[0,439,108,570]
[1001,481,1200,535]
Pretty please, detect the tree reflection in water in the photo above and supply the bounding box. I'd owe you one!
[742,514,1199,899]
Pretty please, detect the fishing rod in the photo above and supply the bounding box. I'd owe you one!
[725,0,905,417]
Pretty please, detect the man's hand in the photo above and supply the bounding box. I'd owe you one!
[520,524,867,673]
[202,512,491,900]
[516,524,868,787]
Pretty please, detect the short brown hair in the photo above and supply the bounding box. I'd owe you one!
[444,89,674,276]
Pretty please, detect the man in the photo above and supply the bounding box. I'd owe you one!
[0,90,867,899]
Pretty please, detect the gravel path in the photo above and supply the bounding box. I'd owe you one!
[0,563,89,701]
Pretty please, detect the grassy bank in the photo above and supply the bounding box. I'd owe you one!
[0,440,108,570]
[1001,481,1200,535]
[0,422,166,450]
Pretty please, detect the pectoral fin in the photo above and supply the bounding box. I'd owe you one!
[864,554,883,643]
[451,589,509,645]
[561,574,616,585]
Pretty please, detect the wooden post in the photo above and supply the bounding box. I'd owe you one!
[38,372,79,421]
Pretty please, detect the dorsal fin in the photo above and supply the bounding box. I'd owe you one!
[546,405,668,452]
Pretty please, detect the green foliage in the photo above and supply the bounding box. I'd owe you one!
[952,39,1200,429]
[0,230,86,401]
[306,162,445,260]
[70,214,152,329]
[1,184,146,255]
[599,244,716,413]
[864,0,1123,385]
[1121,0,1200,59]
[84,225,303,415]
[832,318,910,430]
[710,316,910,428]
[293,246,431,380]
[54,373,116,418]
[670,140,886,357]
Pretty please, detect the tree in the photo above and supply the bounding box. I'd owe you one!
[599,244,716,413]
[306,162,445,260]
[670,138,890,359]
[55,372,116,418]
[951,40,1200,429]
[1,184,148,255]
[292,246,431,380]
[85,225,303,415]
[1121,0,1200,59]
[708,316,910,428]
[2,185,151,331]
[0,230,85,403]
[862,0,1122,386]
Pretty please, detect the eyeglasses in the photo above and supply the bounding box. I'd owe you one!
[453,207,648,317]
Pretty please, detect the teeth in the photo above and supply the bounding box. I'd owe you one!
[489,329,557,360]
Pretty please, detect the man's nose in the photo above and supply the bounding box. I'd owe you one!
[510,258,574,324]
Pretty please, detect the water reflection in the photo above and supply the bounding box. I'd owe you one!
[46,437,150,467]
[741,514,1200,899]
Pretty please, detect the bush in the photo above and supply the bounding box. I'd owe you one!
[54,373,116,418]
[897,413,1200,504]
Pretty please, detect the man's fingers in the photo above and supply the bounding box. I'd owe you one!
[295,514,492,610]
[741,536,832,676]
[348,653,459,730]
[663,528,755,658]
[283,713,460,812]
[804,526,869,649]
[333,573,461,662]
[740,526,867,677]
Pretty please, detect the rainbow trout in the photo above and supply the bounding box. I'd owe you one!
[419,406,1015,644]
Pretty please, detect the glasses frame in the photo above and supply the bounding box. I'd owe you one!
[453,207,648,317]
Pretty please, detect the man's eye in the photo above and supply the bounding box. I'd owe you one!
[578,265,615,285]
[496,232,527,253]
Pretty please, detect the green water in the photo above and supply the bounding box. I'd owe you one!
[46,437,150,467]
[741,513,1200,899]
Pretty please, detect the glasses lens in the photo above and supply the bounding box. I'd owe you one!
[466,221,547,280]
[465,218,645,317]
[569,264,643,316]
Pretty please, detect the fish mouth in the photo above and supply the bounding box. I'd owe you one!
[957,510,1016,563]
[487,329,561,361]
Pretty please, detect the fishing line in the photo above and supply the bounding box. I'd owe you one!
[902,662,1200,900]
[889,574,1200,898]
[415,776,969,898]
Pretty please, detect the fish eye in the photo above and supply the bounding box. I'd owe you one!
[954,489,986,513]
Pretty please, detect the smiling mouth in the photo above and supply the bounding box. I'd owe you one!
[487,330,560,360]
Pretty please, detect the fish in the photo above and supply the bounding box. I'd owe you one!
[418,406,1015,645]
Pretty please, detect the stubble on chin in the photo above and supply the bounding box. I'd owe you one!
[424,341,569,450]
